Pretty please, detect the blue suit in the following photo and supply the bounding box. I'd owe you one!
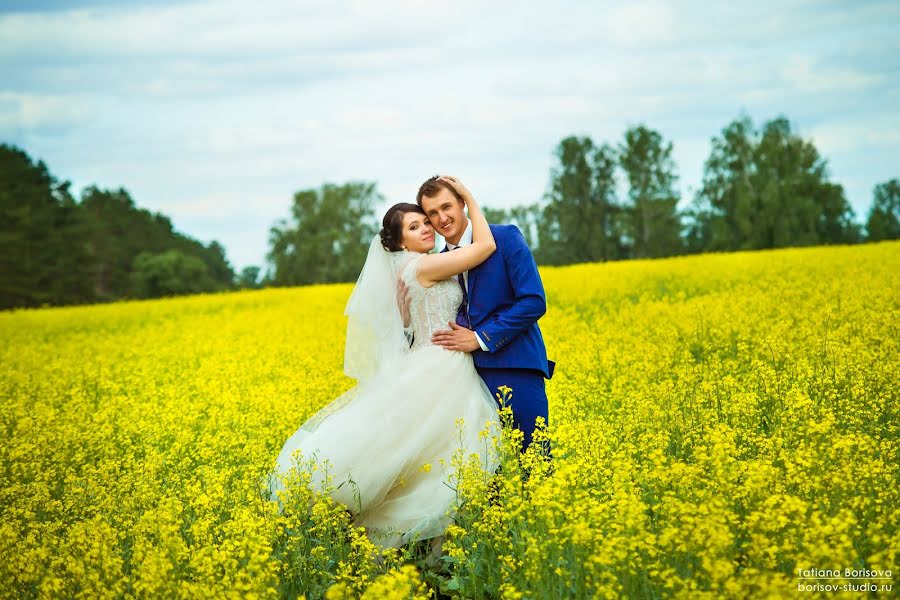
[444,223,554,452]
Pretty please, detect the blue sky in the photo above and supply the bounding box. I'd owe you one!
[2,0,898,272]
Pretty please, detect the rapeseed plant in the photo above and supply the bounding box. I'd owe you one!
[1,242,896,598]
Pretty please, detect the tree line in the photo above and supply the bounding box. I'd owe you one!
[2,111,897,309]
[267,113,897,285]
[0,144,248,310]
[482,114,897,265]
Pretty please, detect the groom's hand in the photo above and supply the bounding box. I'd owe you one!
[432,322,480,352]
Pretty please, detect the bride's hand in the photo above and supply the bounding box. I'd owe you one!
[397,276,411,327]
[438,175,473,202]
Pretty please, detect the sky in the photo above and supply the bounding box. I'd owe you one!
[2,0,898,272]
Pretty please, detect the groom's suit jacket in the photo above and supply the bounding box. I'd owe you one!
[444,223,555,379]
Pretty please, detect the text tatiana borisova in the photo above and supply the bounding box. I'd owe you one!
[797,568,892,593]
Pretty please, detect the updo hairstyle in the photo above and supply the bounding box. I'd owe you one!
[380,203,426,252]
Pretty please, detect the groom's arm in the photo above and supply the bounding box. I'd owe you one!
[476,225,546,353]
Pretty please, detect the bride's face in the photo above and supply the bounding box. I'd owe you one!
[401,212,435,253]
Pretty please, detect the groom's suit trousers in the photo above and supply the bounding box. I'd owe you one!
[478,367,548,454]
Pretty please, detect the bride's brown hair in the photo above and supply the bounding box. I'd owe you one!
[380,203,426,252]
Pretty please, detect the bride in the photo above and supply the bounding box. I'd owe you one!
[265,175,502,549]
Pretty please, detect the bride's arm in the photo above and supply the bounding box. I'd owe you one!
[416,176,496,286]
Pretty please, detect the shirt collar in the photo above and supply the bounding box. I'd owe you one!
[445,219,473,250]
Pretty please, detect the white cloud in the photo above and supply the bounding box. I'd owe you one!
[810,117,900,155]
[1,0,897,270]
[0,91,97,135]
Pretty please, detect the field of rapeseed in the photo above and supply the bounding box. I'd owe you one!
[1,241,897,599]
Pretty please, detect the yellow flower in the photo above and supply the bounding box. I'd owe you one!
[1,241,895,598]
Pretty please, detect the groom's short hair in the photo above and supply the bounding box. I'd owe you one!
[416,175,464,208]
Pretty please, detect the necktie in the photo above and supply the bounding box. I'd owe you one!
[451,246,471,327]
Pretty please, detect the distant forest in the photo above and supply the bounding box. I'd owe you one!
[0,144,243,310]
[1,112,898,310]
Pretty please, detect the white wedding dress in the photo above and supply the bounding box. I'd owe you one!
[266,251,501,549]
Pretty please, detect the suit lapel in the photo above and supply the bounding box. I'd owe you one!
[466,224,494,308]
[466,260,479,305]
[443,241,478,306]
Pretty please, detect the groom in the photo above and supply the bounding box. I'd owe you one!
[416,175,555,453]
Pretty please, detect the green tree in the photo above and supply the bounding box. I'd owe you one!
[507,203,543,251]
[684,116,756,253]
[237,265,262,289]
[482,207,509,228]
[267,181,381,285]
[130,250,215,299]
[201,240,235,290]
[80,185,234,299]
[687,114,861,252]
[0,144,94,309]
[866,179,899,241]
[81,186,147,299]
[538,136,623,265]
[0,143,237,309]
[483,205,544,250]
[618,125,684,259]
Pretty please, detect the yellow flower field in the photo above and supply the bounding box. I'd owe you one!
[1,241,897,599]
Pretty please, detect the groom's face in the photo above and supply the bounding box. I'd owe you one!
[421,187,467,245]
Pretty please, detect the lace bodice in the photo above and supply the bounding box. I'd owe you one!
[400,253,464,350]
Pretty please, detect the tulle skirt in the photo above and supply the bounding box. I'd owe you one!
[266,345,501,548]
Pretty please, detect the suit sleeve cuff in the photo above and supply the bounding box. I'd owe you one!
[474,331,488,352]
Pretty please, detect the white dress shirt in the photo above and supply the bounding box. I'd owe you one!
[445,220,489,352]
